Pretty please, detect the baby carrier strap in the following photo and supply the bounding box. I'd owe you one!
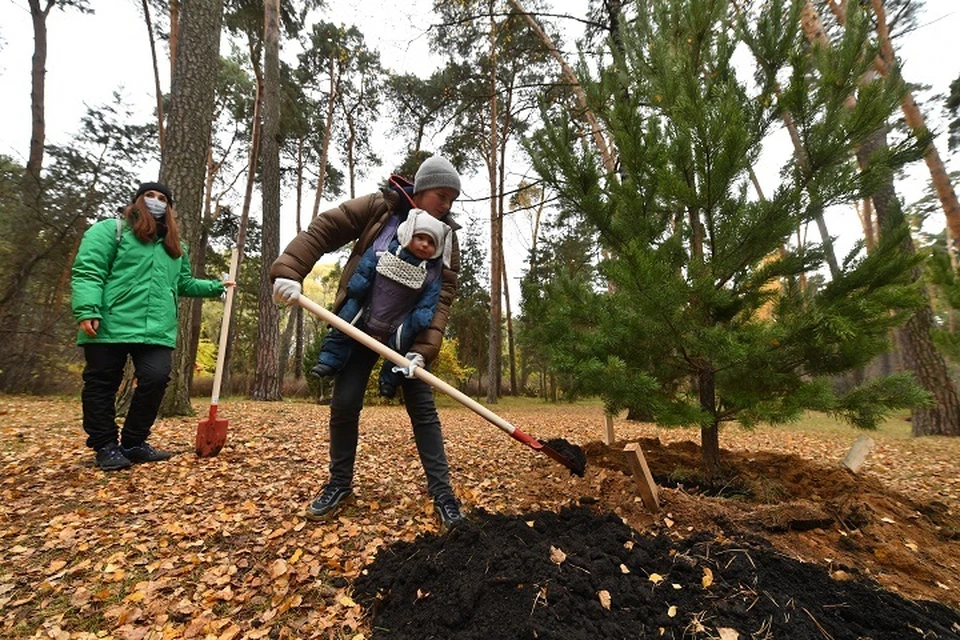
[372,215,401,253]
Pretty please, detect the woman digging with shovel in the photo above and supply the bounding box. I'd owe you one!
[270,156,465,531]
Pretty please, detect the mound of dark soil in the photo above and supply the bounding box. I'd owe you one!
[352,507,960,640]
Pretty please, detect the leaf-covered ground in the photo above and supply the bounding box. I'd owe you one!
[1,397,959,639]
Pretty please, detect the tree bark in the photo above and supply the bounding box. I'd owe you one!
[899,303,960,436]
[251,0,282,401]
[169,0,179,83]
[486,1,502,404]
[698,368,721,473]
[311,55,338,218]
[142,0,165,150]
[25,0,53,207]
[158,0,224,416]
[294,137,305,379]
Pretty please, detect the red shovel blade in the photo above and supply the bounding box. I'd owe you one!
[196,404,228,458]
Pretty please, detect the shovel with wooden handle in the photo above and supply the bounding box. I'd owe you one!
[296,294,585,475]
[196,248,239,458]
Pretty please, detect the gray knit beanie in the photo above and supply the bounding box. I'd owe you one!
[413,156,461,197]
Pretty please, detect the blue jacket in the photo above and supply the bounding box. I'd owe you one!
[340,237,442,354]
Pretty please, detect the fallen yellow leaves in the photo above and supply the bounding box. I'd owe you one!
[549,545,567,565]
[701,567,713,588]
[3,397,960,639]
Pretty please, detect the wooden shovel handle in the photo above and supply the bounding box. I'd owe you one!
[296,294,521,438]
[211,248,239,405]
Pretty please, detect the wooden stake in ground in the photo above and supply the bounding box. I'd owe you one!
[841,435,875,474]
[603,413,615,445]
[623,443,660,512]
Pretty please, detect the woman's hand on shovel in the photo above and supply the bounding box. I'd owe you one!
[392,352,425,378]
[272,278,301,305]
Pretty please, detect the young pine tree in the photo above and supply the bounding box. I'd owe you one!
[527,0,928,472]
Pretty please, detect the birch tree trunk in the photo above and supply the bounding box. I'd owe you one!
[158,0,224,416]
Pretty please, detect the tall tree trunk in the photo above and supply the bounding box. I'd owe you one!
[186,149,221,394]
[251,0,282,401]
[505,0,616,173]
[142,0,165,150]
[868,0,960,269]
[497,81,517,396]
[158,0,224,416]
[310,56,338,218]
[294,136,305,379]
[486,0,502,404]
[169,0,179,83]
[823,0,960,437]
[501,242,517,396]
[25,0,52,208]
[863,127,960,437]
[899,302,960,436]
[346,109,357,198]
[223,67,263,394]
[277,309,297,381]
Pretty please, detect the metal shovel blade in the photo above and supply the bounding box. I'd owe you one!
[196,404,228,458]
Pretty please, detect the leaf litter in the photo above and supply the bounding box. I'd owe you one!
[1,398,959,639]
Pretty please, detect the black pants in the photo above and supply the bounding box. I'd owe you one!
[81,343,173,451]
[328,343,454,498]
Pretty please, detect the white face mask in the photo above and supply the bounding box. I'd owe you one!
[144,196,167,219]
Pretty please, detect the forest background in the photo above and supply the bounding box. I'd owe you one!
[2,0,960,465]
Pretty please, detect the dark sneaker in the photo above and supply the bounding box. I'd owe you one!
[96,444,133,471]
[122,442,173,464]
[434,494,465,531]
[310,363,336,378]
[305,485,354,521]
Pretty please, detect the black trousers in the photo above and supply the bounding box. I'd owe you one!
[81,343,173,451]
[328,343,453,498]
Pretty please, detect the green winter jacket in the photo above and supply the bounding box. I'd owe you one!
[71,219,225,348]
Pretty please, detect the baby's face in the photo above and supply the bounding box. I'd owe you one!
[409,233,436,260]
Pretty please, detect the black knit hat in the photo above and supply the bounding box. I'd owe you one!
[133,181,174,206]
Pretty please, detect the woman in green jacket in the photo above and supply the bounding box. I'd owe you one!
[71,182,231,471]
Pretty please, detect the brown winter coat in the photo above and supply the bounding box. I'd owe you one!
[269,186,460,363]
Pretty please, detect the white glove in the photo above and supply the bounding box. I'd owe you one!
[393,352,425,378]
[272,278,301,305]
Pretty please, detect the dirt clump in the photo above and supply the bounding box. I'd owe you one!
[353,437,960,639]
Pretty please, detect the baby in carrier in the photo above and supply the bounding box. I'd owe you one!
[310,209,450,398]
